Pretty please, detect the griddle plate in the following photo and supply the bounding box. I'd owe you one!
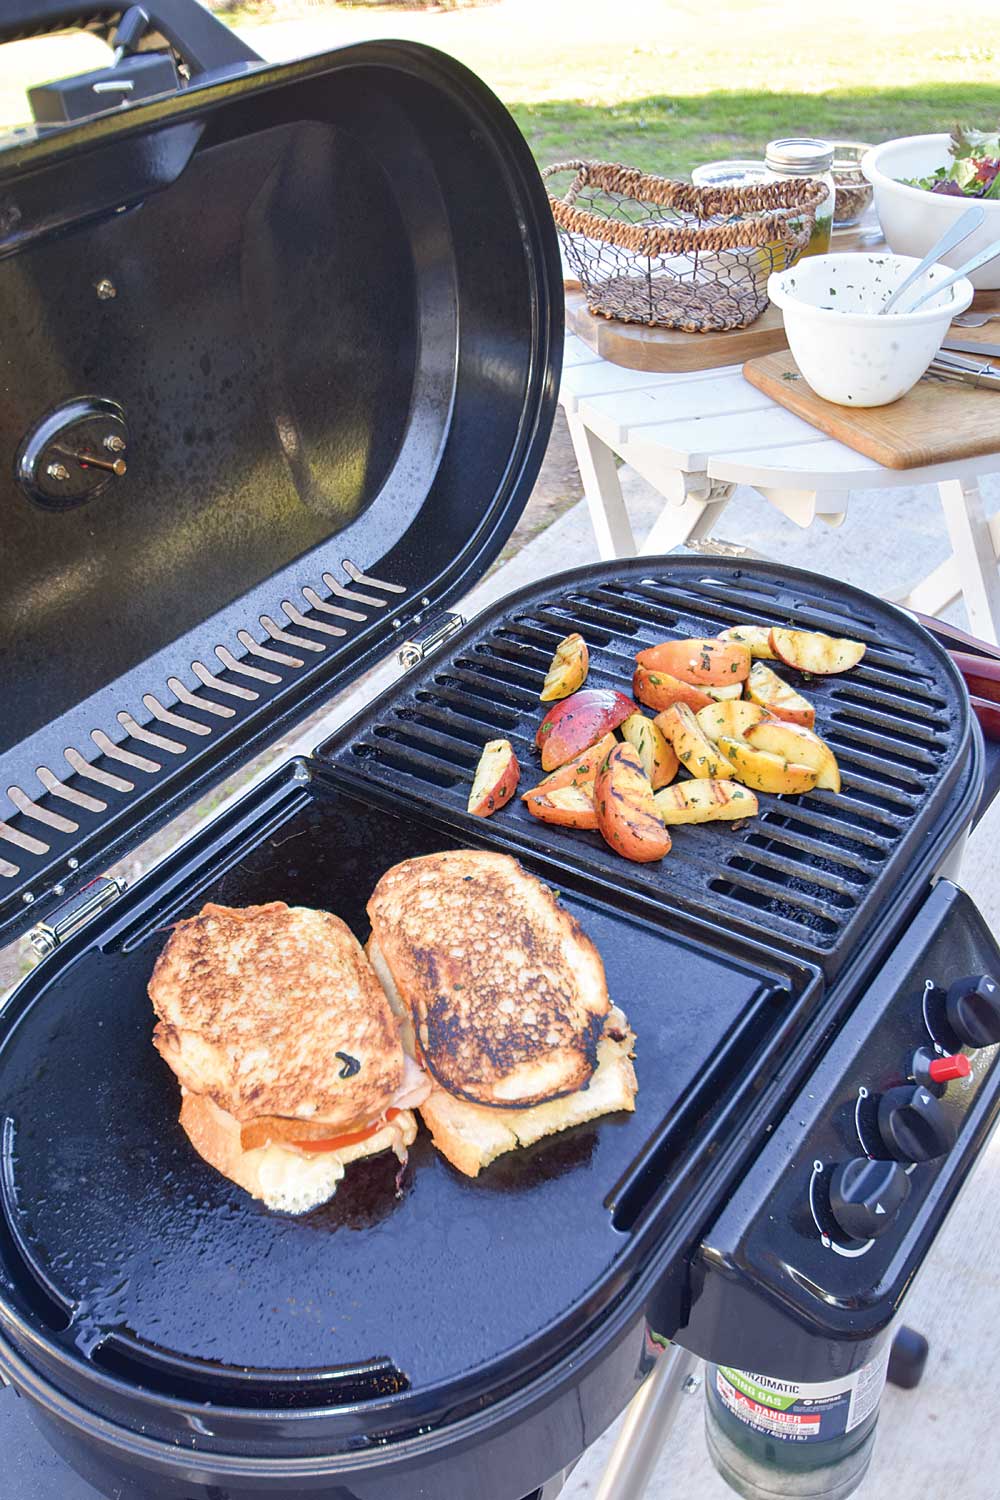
[0,779,807,1408]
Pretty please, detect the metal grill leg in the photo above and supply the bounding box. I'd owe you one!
[592,1343,704,1500]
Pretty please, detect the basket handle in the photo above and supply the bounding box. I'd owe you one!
[541,160,593,208]
[545,168,826,258]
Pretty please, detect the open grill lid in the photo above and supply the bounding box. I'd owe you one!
[0,8,563,947]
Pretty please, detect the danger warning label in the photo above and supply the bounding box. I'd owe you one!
[717,1374,822,1438]
[715,1349,890,1446]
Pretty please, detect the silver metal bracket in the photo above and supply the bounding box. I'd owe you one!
[678,537,770,561]
[29,875,128,958]
[397,610,466,670]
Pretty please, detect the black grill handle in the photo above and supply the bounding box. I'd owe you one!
[0,0,260,75]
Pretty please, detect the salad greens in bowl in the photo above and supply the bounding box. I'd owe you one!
[903,125,1000,200]
[862,133,1000,289]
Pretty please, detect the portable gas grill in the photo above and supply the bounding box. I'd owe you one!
[3,6,1000,1500]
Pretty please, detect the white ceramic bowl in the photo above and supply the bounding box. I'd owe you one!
[767,252,973,407]
[863,134,1000,290]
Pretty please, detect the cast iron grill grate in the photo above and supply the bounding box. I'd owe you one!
[324,558,974,979]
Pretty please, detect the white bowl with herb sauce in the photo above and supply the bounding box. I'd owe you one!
[767,252,973,407]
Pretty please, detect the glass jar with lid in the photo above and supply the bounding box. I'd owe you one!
[764,138,835,257]
[691,159,769,190]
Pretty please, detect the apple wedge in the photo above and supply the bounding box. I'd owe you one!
[656,703,736,780]
[703,683,744,703]
[595,743,671,863]
[746,661,815,728]
[745,720,841,793]
[633,665,712,714]
[468,739,520,817]
[636,637,751,686]
[620,712,679,791]
[654,779,759,825]
[523,781,598,830]
[536,689,634,772]
[769,627,866,676]
[539,632,590,701]
[524,732,617,798]
[717,624,778,660]
[696,699,769,744]
[717,736,819,796]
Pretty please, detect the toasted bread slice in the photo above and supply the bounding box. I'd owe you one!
[179,1091,417,1214]
[367,852,610,1108]
[150,902,406,1129]
[418,1008,637,1177]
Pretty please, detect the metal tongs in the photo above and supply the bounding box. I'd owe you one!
[926,346,1000,391]
[903,607,1000,739]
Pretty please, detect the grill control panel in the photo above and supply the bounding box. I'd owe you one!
[687,880,1000,1377]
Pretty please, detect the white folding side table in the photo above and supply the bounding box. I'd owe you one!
[560,332,1000,642]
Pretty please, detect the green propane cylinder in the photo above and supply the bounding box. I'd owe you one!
[704,1343,890,1500]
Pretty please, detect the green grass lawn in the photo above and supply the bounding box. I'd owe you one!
[1,0,998,177]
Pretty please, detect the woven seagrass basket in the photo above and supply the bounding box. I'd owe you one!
[545,160,827,333]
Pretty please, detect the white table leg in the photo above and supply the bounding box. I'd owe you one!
[898,503,1000,630]
[898,555,962,618]
[639,485,734,556]
[565,411,638,559]
[933,477,1000,644]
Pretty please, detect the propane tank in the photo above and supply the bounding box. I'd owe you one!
[703,1340,890,1500]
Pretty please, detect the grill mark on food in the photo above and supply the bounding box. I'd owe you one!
[148,901,405,1124]
[368,852,611,1107]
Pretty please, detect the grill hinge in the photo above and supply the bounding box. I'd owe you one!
[29,875,128,959]
[397,610,466,669]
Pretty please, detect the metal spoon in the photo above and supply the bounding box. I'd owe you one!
[903,235,1000,313]
[879,204,985,314]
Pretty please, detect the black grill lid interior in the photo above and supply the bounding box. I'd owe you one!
[0,34,562,944]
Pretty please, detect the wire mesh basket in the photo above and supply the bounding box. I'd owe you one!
[545,160,828,333]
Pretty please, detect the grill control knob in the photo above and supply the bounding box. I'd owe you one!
[927,1053,971,1084]
[829,1157,911,1241]
[946,974,1000,1049]
[877,1085,956,1163]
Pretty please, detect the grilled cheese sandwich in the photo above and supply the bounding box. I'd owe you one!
[366,852,637,1177]
[149,901,428,1212]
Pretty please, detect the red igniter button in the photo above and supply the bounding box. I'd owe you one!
[928,1053,971,1084]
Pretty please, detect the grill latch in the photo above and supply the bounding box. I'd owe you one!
[29,876,128,959]
[397,610,466,669]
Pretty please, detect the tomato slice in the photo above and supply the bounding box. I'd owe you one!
[294,1108,401,1154]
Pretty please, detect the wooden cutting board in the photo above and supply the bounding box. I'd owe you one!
[565,287,790,372]
[743,347,1000,469]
